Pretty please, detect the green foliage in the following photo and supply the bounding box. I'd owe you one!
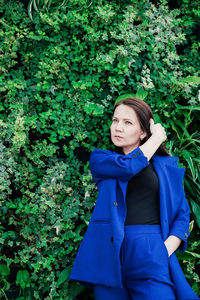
[176,231,200,296]
[114,88,148,106]
[0,264,10,299]
[27,0,76,21]
[0,0,199,299]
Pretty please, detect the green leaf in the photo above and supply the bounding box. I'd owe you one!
[176,104,200,111]
[33,0,39,12]
[16,270,30,288]
[135,88,148,100]
[114,89,148,106]
[192,282,200,296]
[190,200,200,228]
[0,264,10,276]
[180,76,200,85]
[189,220,194,233]
[75,224,85,235]
[114,93,136,106]
[57,266,71,286]
[27,0,33,21]
[153,113,161,123]
[185,156,197,181]
[176,250,200,260]
[0,278,10,293]
[68,281,85,298]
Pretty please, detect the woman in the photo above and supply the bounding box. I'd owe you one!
[69,97,199,300]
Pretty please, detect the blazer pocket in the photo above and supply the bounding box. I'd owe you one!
[91,219,111,224]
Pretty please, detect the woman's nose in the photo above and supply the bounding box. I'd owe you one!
[116,121,123,131]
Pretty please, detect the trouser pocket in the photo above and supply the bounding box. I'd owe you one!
[147,235,170,276]
[123,234,170,280]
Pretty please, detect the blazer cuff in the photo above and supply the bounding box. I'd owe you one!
[124,147,149,178]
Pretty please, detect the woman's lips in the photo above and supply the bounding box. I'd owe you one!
[115,135,123,139]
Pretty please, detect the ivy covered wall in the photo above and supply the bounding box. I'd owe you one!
[0,0,200,299]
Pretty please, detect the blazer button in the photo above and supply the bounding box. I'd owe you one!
[113,201,118,206]
[133,154,137,158]
[137,150,141,155]
[110,236,114,242]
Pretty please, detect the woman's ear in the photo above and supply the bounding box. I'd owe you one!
[140,132,147,141]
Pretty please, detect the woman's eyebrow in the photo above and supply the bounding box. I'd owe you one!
[113,117,133,121]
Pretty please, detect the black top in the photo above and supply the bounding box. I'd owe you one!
[124,161,161,225]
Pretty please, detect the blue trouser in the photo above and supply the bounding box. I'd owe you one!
[94,225,176,300]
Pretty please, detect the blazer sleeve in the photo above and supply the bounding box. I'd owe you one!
[89,147,149,184]
[169,166,190,252]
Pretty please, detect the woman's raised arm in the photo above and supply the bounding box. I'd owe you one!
[89,147,149,183]
[90,119,167,183]
[139,119,167,161]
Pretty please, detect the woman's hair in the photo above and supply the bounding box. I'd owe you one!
[112,97,170,156]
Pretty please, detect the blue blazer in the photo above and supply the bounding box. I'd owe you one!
[69,147,199,300]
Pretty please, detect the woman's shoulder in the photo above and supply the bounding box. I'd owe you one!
[89,148,115,162]
[152,154,179,167]
[90,148,116,156]
[153,155,186,180]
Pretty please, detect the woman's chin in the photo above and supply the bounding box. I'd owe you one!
[112,141,124,147]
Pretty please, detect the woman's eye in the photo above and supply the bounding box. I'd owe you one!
[125,121,132,125]
[112,119,117,122]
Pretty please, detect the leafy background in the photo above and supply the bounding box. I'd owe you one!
[0,0,200,299]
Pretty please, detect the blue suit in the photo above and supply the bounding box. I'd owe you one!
[69,147,199,299]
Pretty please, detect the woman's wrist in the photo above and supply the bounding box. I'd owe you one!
[139,134,164,161]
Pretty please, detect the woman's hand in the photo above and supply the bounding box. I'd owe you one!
[139,118,167,161]
[164,235,182,257]
[150,119,167,143]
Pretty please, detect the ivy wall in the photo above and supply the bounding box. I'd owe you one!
[0,0,200,299]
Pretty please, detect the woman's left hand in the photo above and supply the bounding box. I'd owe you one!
[164,235,182,257]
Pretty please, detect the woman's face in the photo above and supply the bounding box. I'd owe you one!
[110,104,146,155]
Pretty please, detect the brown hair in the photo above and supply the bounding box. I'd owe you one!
[113,97,170,156]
